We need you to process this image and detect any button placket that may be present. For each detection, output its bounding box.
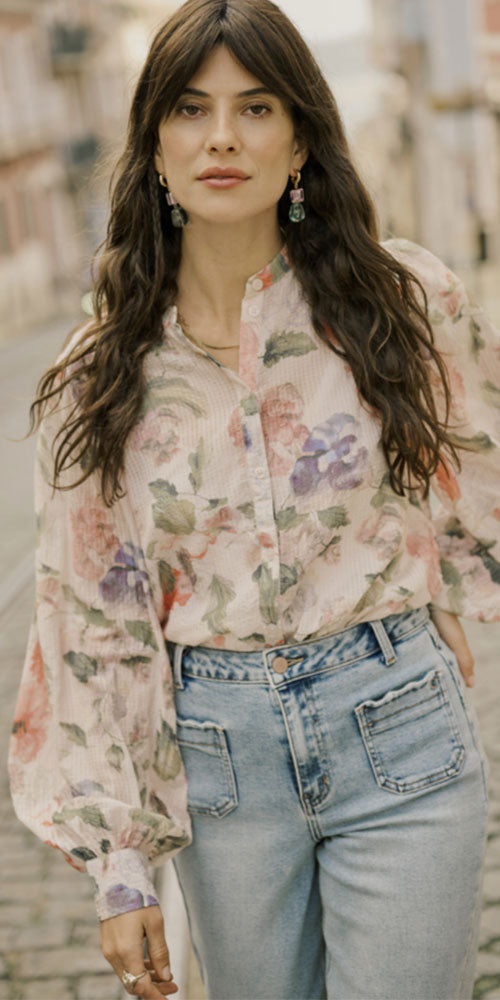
[240,399,281,580]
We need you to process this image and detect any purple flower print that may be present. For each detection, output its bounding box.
[105,883,145,915]
[290,413,369,495]
[99,543,149,606]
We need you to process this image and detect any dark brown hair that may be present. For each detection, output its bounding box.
[30,0,461,504]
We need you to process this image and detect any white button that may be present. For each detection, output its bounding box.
[252,277,264,291]
[254,466,266,479]
[248,304,261,317]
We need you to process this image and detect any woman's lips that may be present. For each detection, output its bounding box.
[198,177,249,188]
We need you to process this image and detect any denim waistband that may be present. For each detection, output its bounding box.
[165,604,431,688]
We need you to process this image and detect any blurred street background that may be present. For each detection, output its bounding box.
[1,1,500,998]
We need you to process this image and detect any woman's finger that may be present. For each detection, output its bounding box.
[430,607,476,687]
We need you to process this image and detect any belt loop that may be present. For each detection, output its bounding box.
[370,619,397,666]
[168,643,186,689]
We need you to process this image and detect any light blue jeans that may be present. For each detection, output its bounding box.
[167,605,489,1000]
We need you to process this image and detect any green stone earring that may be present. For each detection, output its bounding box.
[158,174,188,227]
[289,170,305,222]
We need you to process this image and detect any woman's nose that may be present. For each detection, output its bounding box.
[204,111,240,153]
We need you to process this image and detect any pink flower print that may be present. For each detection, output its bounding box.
[357,505,403,561]
[204,506,235,536]
[239,322,259,390]
[261,383,309,476]
[38,576,59,607]
[161,566,194,621]
[71,505,119,580]
[11,641,51,764]
[439,278,462,318]
[130,409,180,466]
[228,408,247,461]
[292,413,369,495]
[406,528,441,597]
[435,457,461,502]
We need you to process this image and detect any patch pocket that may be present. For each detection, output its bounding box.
[176,717,238,817]
[355,667,466,794]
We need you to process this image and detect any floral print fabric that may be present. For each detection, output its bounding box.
[8,238,500,920]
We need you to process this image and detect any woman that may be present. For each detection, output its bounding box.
[8,0,499,997]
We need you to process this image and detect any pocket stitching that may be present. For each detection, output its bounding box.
[355,668,466,794]
[176,717,238,817]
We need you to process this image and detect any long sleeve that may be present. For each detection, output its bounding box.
[8,375,191,921]
[388,239,500,621]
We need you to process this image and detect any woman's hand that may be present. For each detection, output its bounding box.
[429,607,476,688]
[100,905,178,998]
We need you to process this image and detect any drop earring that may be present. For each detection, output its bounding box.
[289,170,305,223]
[158,174,188,227]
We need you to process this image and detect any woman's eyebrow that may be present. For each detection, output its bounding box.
[180,86,275,98]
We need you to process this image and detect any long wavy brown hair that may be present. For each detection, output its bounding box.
[30,0,462,505]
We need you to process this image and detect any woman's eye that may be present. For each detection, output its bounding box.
[246,104,271,116]
[178,104,203,117]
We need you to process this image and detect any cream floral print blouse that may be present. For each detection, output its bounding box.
[8,238,500,921]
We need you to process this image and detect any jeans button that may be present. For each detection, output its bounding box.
[272,655,289,673]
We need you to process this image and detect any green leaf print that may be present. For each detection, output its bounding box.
[106,744,125,771]
[440,558,465,613]
[201,574,236,634]
[125,620,159,651]
[63,651,100,684]
[153,720,182,781]
[370,473,407,510]
[62,585,114,628]
[473,540,500,584]
[448,430,494,452]
[149,480,196,535]
[76,805,112,830]
[252,563,279,625]
[481,380,500,409]
[276,506,307,531]
[142,376,207,418]
[317,506,350,530]
[353,555,402,616]
[119,655,151,673]
[470,317,485,358]
[53,804,111,830]
[280,563,298,595]
[188,437,205,493]
[353,577,385,616]
[130,807,162,831]
[59,722,87,748]
[149,479,178,498]
[241,395,259,416]
[158,560,176,595]
[237,501,255,520]
[262,330,318,368]
[428,310,446,326]
[206,497,229,509]
[71,846,97,862]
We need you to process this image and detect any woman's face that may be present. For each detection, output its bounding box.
[154,44,307,227]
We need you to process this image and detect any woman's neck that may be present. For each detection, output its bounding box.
[175,220,284,333]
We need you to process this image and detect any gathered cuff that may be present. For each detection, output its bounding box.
[86,848,160,922]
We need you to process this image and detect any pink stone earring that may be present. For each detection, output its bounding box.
[158,174,188,227]
[289,170,305,222]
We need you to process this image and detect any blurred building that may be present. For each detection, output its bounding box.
[369,0,500,270]
[0,0,172,342]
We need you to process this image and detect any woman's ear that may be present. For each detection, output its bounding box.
[154,141,164,177]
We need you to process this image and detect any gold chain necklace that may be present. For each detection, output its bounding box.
[176,310,240,351]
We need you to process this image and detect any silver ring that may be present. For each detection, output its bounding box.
[122,968,148,988]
